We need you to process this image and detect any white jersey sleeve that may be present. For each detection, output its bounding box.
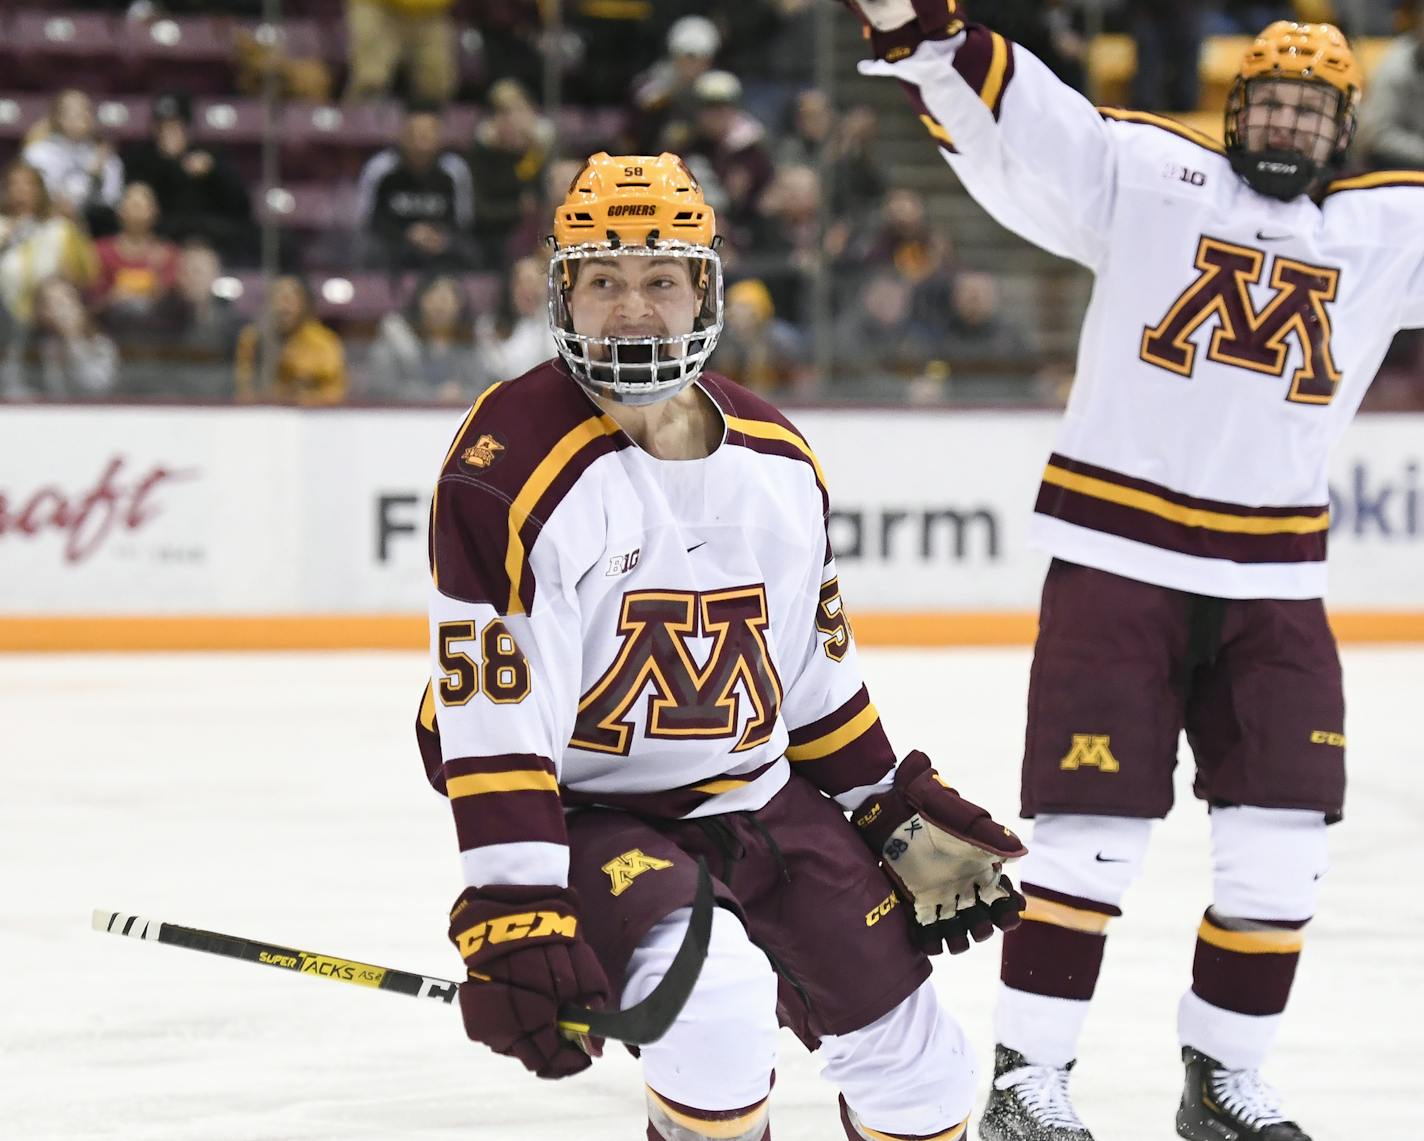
[1406,236,1424,330]
[777,552,898,812]
[860,27,1118,269]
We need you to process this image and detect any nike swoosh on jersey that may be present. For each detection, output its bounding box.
[1255,230,1292,241]
[686,541,707,553]
[1094,852,1128,863]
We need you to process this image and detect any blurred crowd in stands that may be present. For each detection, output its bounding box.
[0,0,1420,407]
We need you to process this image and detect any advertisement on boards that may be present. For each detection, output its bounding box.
[2,406,1422,619]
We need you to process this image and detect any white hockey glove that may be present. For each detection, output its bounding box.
[842,0,968,59]
[854,751,1027,954]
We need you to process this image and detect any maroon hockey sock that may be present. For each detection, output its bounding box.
[999,883,1120,1001]
[1191,908,1306,1017]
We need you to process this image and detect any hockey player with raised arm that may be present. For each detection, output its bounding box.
[842,3,1424,1140]
[414,151,1028,1141]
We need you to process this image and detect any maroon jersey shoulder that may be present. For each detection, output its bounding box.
[437,361,616,494]
[431,362,626,612]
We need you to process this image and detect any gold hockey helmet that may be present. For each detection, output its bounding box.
[1225,22,1362,200]
[553,151,716,250]
[548,153,723,406]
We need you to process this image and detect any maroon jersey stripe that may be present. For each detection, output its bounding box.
[1035,481,1329,563]
[450,786,567,852]
[1046,454,1328,520]
[787,684,873,748]
[951,26,1015,120]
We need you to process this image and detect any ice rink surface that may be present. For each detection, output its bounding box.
[4,646,1421,1140]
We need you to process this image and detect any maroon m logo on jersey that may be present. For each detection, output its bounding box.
[572,586,783,756]
[1140,236,1342,405]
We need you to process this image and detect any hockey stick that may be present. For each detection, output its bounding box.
[93,857,715,1046]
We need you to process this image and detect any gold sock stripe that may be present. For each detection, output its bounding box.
[646,1088,769,1140]
[1021,895,1113,935]
[1198,918,1305,955]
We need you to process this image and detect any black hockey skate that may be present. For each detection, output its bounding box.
[978,1044,1095,1141]
[1176,1047,1312,1141]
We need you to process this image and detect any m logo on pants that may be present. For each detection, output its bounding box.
[1060,734,1121,773]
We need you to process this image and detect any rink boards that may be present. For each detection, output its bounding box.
[3,405,1423,649]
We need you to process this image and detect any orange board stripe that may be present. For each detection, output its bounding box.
[3,611,1424,652]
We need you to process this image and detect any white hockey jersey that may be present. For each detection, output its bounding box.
[865,28,1424,599]
[415,363,897,890]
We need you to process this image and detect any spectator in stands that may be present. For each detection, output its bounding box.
[747,164,843,324]
[505,157,583,261]
[688,70,777,233]
[357,104,475,275]
[139,241,243,398]
[775,93,886,221]
[849,188,956,327]
[2,278,119,401]
[709,277,814,397]
[90,183,180,337]
[938,271,1036,376]
[632,15,722,152]
[475,256,555,381]
[465,80,553,268]
[0,161,99,329]
[345,0,457,106]
[563,0,676,105]
[1356,5,1424,170]
[234,275,347,404]
[120,92,254,265]
[22,90,124,235]
[830,270,938,391]
[366,274,490,403]
[718,0,819,129]
[1127,0,1203,111]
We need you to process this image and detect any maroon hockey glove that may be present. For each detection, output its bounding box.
[854,750,1027,954]
[843,0,968,62]
[449,884,610,1079]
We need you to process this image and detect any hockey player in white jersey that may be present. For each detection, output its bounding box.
[414,151,1029,1140]
[843,2,1424,1140]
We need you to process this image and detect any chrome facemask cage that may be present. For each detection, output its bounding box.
[548,241,724,406]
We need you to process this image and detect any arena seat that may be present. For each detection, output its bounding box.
[7,10,123,91]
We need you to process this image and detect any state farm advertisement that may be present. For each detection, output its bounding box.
[2,407,1422,616]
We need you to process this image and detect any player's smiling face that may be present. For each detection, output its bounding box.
[1239,79,1342,164]
[568,256,700,352]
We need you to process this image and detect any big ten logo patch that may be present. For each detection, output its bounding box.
[602,849,675,897]
[606,548,641,576]
[1060,734,1121,773]
[1141,236,1341,404]
[572,585,783,755]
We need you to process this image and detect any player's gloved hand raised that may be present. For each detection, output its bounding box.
[842,0,968,60]
[854,750,1027,954]
[448,884,610,1079]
